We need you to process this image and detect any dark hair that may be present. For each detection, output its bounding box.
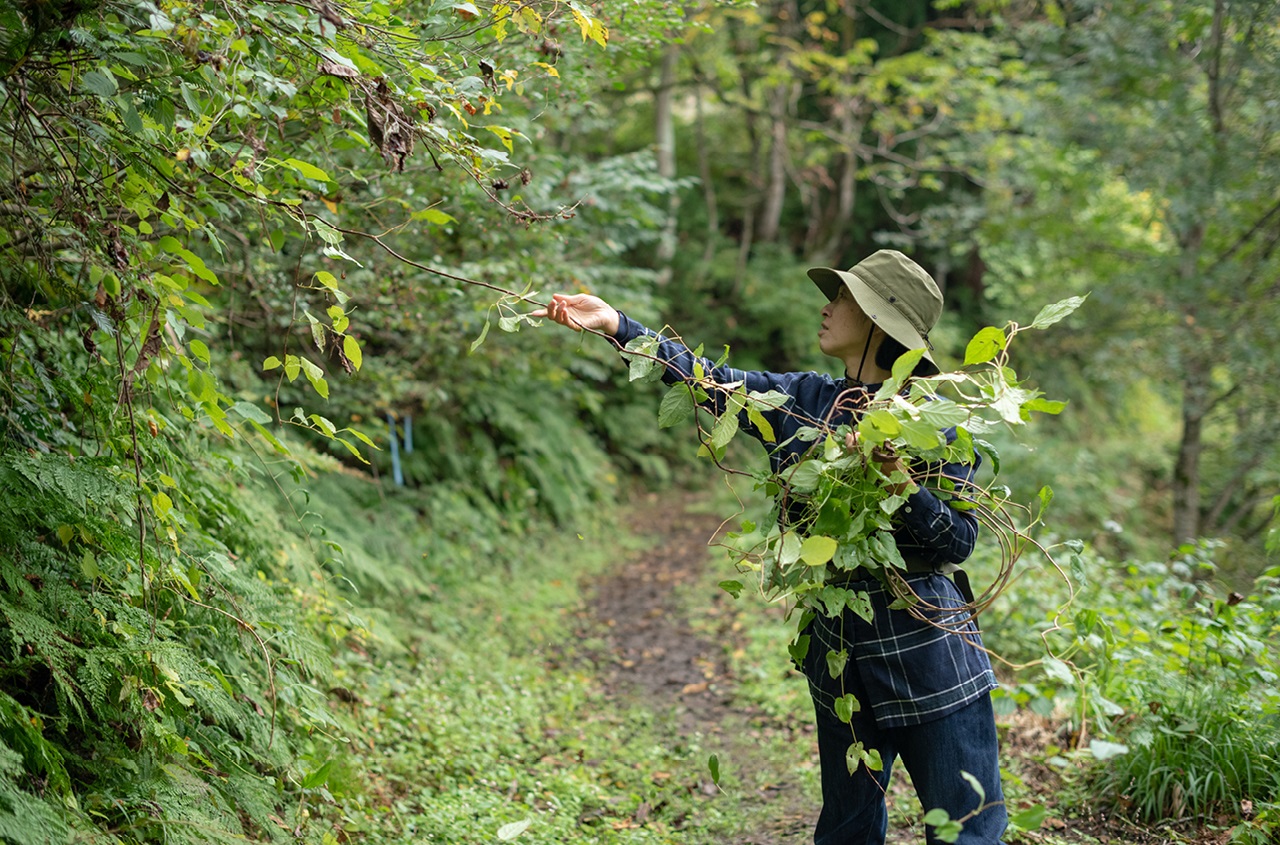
[875,334,939,377]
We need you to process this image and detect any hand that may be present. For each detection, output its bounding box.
[530,293,620,336]
[846,431,910,493]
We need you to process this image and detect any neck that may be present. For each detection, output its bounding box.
[843,333,891,383]
[845,361,891,384]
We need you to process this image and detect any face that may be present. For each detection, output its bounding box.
[818,285,879,362]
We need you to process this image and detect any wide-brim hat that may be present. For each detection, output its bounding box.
[807,249,943,364]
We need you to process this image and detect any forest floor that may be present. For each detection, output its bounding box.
[580,490,1227,845]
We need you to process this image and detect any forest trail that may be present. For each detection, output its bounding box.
[581,489,820,843]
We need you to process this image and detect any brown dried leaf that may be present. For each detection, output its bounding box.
[320,60,360,79]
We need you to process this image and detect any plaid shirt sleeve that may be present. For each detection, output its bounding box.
[613,311,803,443]
[893,445,981,567]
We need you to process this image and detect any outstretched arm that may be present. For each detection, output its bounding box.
[531,293,808,446]
[530,293,620,337]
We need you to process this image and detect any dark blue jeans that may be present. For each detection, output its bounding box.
[802,633,1008,844]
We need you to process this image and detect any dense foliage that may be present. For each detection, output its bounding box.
[2,0,1277,842]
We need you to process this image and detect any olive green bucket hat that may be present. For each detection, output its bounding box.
[807,249,943,364]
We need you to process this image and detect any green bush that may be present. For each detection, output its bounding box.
[986,535,1280,833]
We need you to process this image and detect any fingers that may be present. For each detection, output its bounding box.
[531,294,584,330]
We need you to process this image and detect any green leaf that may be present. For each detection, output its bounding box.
[121,101,144,134]
[284,158,332,182]
[410,207,456,225]
[345,427,378,450]
[79,551,101,579]
[745,405,775,442]
[484,124,514,152]
[710,410,738,449]
[833,693,860,723]
[917,399,967,429]
[81,69,118,97]
[1088,739,1129,761]
[974,438,1000,475]
[299,359,329,398]
[156,236,219,284]
[922,808,951,827]
[847,590,874,624]
[306,311,326,351]
[799,535,838,566]
[844,740,881,774]
[230,402,272,425]
[470,319,491,352]
[900,419,944,451]
[825,647,848,679]
[787,634,810,666]
[623,335,661,382]
[189,339,210,363]
[312,218,344,246]
[496,819,532,841]
[707,754,720,785]
[787,460,824,494]
[301,760,334,789]
[812,500,852,537]
[343,335,362,371]
[1041,656,1074,685]
[1037,485,1054,517]
[718,579,743,599]
[960,770,985,805]
[862,409,901,437]
[964,326,1007,365]
[1022,397,1067,415]
[890,347,926,383]
[152,491,173,518]
[1031,295,1088,329]
[284,355,301,381]
[932,820,963,843]
[657,384,695,428]
[1008,805,1049,831]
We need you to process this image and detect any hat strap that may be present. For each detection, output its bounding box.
[854,327,875,383]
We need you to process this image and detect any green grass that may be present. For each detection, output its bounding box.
[291,471,805,843]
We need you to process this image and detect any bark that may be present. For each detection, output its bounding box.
[653,46,680,287]
[757,81,791,244]
[1172,366,1208,545]
[693,82,719,266]
[815,95,863,262]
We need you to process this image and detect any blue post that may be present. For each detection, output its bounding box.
[387,412,403,487]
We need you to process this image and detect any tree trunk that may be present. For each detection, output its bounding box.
[1172,368,1207,545]
[816,95,862,262]
[653,46,680,286]
[757,81,791,244]
[694,81,719,265]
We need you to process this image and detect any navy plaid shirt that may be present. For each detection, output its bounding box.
[615,313,996,726]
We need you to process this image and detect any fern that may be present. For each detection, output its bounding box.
[0,737,68,845]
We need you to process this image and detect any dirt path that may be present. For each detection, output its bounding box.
[583,489,819,844]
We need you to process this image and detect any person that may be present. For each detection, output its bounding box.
[532,249,1006,845]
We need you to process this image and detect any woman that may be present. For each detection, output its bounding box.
[532,249,1007,845]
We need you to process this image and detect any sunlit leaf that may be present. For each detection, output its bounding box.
[1030,295,1088,329]
[964,326,1007,365]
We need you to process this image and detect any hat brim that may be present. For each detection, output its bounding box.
[807,267,935,364]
